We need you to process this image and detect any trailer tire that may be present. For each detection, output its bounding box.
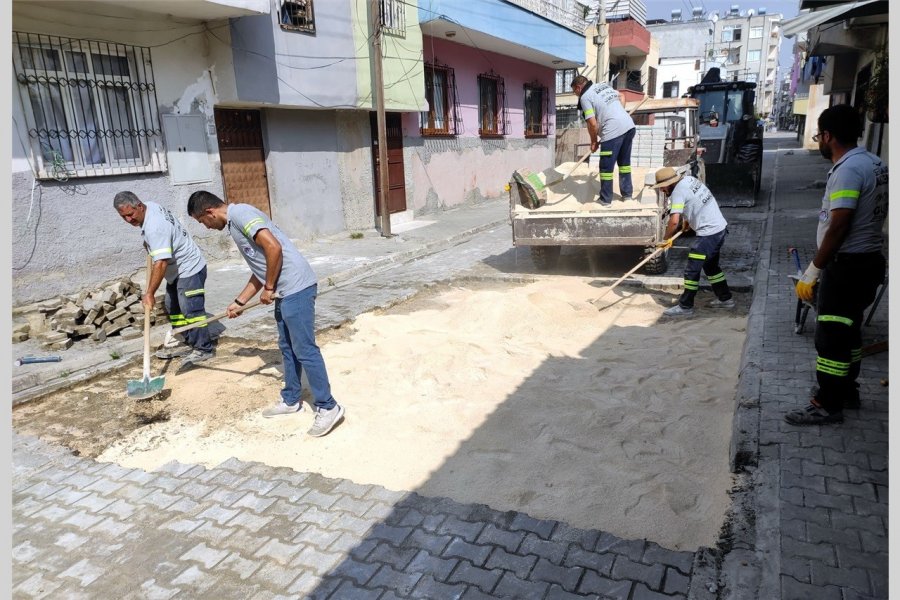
[642,248,669,275]
[530,246,560,271]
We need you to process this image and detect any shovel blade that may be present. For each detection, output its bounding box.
[127,375,166,400]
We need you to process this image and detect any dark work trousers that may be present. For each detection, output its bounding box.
[165,266,213,353]
[678,228,732,308]
[814,252,885,413]
[598,127,636,203]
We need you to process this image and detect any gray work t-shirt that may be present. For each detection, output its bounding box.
[578,83,636,141]
[226,204,317,297]
[141,201,205,284]
[668,176,727,236]
[817,147,888,253]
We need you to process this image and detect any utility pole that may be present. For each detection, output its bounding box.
[371,0,391,237]
[595,0,606,83]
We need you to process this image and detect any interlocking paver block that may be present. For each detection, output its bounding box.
[227,510,273,533]
[564,544,615,575]
[369,522,413,545]
[204,488,249,507]
[780,576,842,600]
[54,531,89,551]
[402,528,453,555]
[368,564,422,595]
[438,516,485,543]
[58,558,104,586]
[810,563,872,593]
[154,460,196,477]
[632,582,681,599]
[802,489,854,511]
[197,505,241,526]
[596,534,645,561]
[286,570,322,596]
[235,477,278,496]
[365,485,409,505]
[192,521,236,545]
[292,523,341,550]
[412,574,468,599]
[363,502,394,521]
[301,489,339,510]
[367,541,418,570]
[141,491,181,510]
[492,571,549,599]
[332,480,373,498]
[642,543,694,575]
[330,558,380,586]
[12,539,42,564]
[63,510,105,531]
[83,478,126,496]
[255,538,304,566]
[136,578,180,600]
[23,480,65,500]
[529,557,583,591]
[89,516,134,538]
[162,517,204,534]
[253,562,305,589]
[518,533,568,564]
[509,513,557,540]
[219,551,261,580]
[485,547,537,579]
[179,542,230,569]
[14,572,62,599]
[177,481,218,501]
[292,544,343,574]
[475,524,525,554]
[578,570,633,598]
[442,537,492,566]
[447,560,502,593]
[404,549,458,581]
[170,565,216,593]
[662,567,690,595]
[349,538,379,561]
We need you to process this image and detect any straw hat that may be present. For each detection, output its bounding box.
[652,166,685,189]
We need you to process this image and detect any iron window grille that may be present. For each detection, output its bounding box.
[478,70,508,137]
[555,68,577,94]
[13,32,164,180]
[524,82,549,137]
[280,0,315,33]
[380,0,406,36]
[421,59,461,136]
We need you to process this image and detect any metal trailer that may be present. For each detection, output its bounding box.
[510,97,704,274]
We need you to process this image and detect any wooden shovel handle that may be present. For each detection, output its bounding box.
[595,230,684,304]
[142,254,152,378]
[171,298,264,334]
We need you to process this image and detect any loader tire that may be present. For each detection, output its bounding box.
[530,246,560,271]
[642,247,669,275]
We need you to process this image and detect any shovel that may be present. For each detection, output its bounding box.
[127,254,165,400]
[169,298,263,335]
[593,230,684,309]
[513,150,592,208]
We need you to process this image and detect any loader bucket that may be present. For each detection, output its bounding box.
[705,162,760,207]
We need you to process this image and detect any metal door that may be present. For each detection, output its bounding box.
[214,108,271,216]
[370,112,407,215]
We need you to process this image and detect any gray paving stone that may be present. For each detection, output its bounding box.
[632,582,683,599]
[529,557,583,592]
[197,505,241,526]
[367,541,418,570]
[611,556,664,590]
[332,495,376,516]
[369,564,422,595]
[517,532,568,564]
[595,534,645,561]
[58,558,105,586]
[438,516,484,543]
[475,524,525,554]
[662,566,690,595]
[578,570,633,599]
[330,558,379,586]
[642,543,694,575]
[410,574,467,599]
[179,542,230,569]
[292,524,342,550]
[161,516,204,534]
[204,487,250,507]
[364,485,409,505]
[302,489,340,510]
[330,513,375,536]
[509,513,557,540]
[349,538,380,562]
[62,509,106,530]
[226,510,273,533]
[331,579,383,599]
[492,571,549,599]
[254,537,302,566]
[404,549,458,581]
[442,537,492,566]
[14,571,63,599]
[485,547,537,579]
[564,544,615,576]
[363,502,395,521]
[402,528,453,556]
[446,560,502,593]
[369,523,413,546]
[780,576,842,600]
[219,551,261,580]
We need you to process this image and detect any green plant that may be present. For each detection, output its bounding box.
[109,350,121,360]
[866,44,888,123]
[350,232,364,239]
[59,370,71,378]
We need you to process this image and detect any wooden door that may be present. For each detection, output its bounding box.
[370,112,407,215]
[214,108,271,216]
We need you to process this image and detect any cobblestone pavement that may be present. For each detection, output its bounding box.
[11,132,888,599]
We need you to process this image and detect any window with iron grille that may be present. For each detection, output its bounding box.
[478,71,507,137]
[379,0,406,35]
[647,67,657,98]
[555,107,582,130]
[524,82,549,137]
[13,32,163,180]
[280,0,315,33]
[421,60,461,136]
[556,68,577,94]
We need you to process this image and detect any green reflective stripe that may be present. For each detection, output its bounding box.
[184,288,205,297]
[598,150,613,156]
[851,348,862,362]
[583,108,595,118]
[671,203,684,210]
[619,166,632,173]
[817,314,853,326]
[816,363,848,377]
[816,357,849,376]
[684,279,699,290]
[708,272,726,283]
[169,318,188,326]
[242,217,264,236]
[829,189,860,201]
[599,174,614,180]
[184,315,207,326]
[168,313,185,320]
[688,253,706,261]
[149,247,172,257]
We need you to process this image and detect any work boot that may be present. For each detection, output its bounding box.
[709,297,736,308]
[663,305,694,317]
[784,403,844,425]
[597,195,612,206]
[307,403,345,437]
[809,384,860,409]
[179,349,214,369]
[262,401,305,418]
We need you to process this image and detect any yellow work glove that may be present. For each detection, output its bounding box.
[795,262,820,302]
[656,238,674,250]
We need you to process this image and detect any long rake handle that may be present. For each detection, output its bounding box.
[595,230,684,304]
[142,254,152,379]
[171,298,264,334]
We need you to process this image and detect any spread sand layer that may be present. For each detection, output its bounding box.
[87,279,745,550]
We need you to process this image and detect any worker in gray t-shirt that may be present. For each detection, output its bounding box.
[570,74,636,205]
[652,168,734,317]
[188,191,345,438]
[114,191,213,367]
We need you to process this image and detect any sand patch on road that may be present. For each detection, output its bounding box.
[91,279,745,550]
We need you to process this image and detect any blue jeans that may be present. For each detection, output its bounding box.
[275,285,336,410]
[166,267,212,353]
[678,228,731,308]
[598,127,635,203]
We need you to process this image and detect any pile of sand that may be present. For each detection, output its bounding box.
[98,279,745,550]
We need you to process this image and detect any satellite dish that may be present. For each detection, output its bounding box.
[747,8,755,16]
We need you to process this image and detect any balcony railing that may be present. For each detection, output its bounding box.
[503,0,588,33]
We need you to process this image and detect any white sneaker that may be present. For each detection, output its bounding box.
[709,298,736,308]
[664,305,694,317]
[262,401,304,418]
[307,404,345,437]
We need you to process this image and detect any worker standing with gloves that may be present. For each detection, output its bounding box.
[785,104,888,426]
[653,167,734,317]
[570,75,636,206]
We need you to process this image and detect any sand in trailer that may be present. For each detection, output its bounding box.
[97,279,745,550]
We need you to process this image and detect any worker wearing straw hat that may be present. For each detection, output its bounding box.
[653,167,734,317]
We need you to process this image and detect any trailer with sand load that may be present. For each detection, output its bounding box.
[510,97,704,274]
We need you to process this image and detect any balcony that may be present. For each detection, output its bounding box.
[503,0,589,33]
[608,19,650,56]
[83,0,269,19]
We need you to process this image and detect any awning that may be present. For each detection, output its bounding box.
[782,0,880,38]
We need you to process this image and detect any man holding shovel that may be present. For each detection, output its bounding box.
[653,167,734,317]
[114,191,214,369]
[570,75,636,206]
[187,191,345,438]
